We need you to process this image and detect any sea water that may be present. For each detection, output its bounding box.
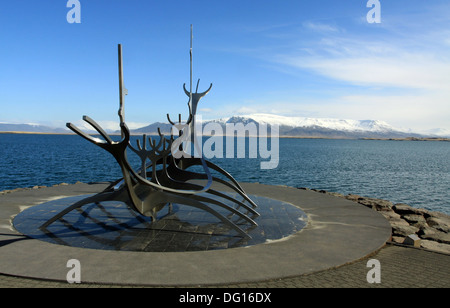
[0,134,448,214]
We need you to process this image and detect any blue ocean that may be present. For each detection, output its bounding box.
[0,133,449,215]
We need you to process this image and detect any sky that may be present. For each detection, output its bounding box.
[0,0,449,134]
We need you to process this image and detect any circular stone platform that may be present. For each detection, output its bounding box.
[13,193,308,252]
[0,182,391,286]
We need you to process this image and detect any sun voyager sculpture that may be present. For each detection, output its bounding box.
[40,26,260,239]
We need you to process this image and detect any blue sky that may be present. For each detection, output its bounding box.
[1,0,449,133]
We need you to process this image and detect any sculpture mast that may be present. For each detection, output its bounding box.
[189,24,193,107]
[118,44,128,136]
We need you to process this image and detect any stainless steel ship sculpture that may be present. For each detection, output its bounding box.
[40,26,259,239]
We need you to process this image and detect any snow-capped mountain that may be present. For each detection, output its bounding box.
[214,114,397,132]
[0,123,68,134]
[3,114,447,139]
[203,113,418,139]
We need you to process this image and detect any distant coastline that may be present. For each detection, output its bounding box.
[1,131,449,141]
[0,131,73,135]
[360,137,450,142]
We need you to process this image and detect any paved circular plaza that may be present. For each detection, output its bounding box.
[0,182,391,286]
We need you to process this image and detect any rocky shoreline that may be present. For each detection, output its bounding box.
[301,188,450,254]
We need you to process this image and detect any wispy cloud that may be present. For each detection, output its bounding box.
[282,52,450,90]
[73,120,149,132]
[302,21,340,33]
[276,20,450,90]
[257,11,450,131]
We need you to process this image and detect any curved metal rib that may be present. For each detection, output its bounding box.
[83,115,113,144]
[157,155,259,217]
[172,157,258,208]
[183,81,213,98]
[40,188,127,230]
[143,190,252,239]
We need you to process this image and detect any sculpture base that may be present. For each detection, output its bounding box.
[13,193,307,252]
[0,182,391,286]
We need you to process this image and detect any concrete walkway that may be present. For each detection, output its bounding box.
[1,243,449,288]
[1,182,447,288]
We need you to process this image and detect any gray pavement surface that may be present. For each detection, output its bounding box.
[1,243,449,288]
[1,182,448,288]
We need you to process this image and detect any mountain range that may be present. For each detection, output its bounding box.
[1,114,449,138]
[127,114,448,139]
[0,123,68,134]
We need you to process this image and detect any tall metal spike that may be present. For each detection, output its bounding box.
[118,44,124,123]
[189,25,193,111]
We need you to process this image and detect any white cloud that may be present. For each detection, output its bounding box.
[233,106,259,114]
[331,93,450,131]
[198,108,213,113]
[73,120,149,132]
[283,53,450,91]
[266,20,450,131]
[302,21,340,33]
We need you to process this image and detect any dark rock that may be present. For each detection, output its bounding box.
[345,194,362,202]
[402,214,426,225]
[391,221,419,237]
[426,217,450,233]
[418,227,450,244]
[357,197,393,211]
[392,203,429,216]
[379,211,402,220]
[420,240,450,254]
[392,203,415,214]
[427,210,450,219]
[392,236,406,244]
[325,191,345,198]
